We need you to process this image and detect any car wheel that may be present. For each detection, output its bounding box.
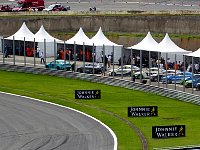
[57,66,60,70]
[77,69,83,73]
[111,72,116,76]
[46,65,49,68]
[168,80,172,84]
[185,85,189,88]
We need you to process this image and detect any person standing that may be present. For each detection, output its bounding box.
[195,63,199,73]
[136,55,140,67]
[104,55,108,70]
[4,44,8,58]
[36,46,40,58]
[107,55,111,68]
[40,51,45,64]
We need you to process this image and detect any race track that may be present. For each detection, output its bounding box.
[1,0,200,12]
[0,92,115,150]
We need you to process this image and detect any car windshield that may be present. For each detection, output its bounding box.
[47,5,55,9]
[56,61,64,65]
[15,3,23,8]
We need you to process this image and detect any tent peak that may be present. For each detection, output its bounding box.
[157,33,190,53]
[127,32,158,51]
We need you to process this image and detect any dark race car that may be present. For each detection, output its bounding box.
[77,63,103,74]
[0,5,13,12]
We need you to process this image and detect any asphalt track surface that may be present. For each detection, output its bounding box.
[1,0,200,11]
[0,92,115,150]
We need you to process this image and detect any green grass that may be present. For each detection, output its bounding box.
[0,70,199,149]
[52,31,200,41]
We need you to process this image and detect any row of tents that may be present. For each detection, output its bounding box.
[2,22,200,63]
[3,22,121,62]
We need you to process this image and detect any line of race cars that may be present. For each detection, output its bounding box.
[0,1,70,12]
[45,60,200,90]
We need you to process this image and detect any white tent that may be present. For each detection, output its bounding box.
[125,32,159,66]
[157,33,190,53]
[91,27,122,63]
[91,27,120,46]
[34,25,62,42]
[5,22,35,41]
[157,33,191,62]
[185,48,200,57]
[65,27,93,46]
[35,25,63,57]
[127,32,159,52]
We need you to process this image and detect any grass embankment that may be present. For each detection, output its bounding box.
[0,70,199,150]
[53,31,200,42]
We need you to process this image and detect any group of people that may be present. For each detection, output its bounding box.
[123,53,196,73]
[187,62,200,73]
[4,44,200,74]
[101,54,112,69]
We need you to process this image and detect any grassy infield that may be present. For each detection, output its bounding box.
[0,70,199,150]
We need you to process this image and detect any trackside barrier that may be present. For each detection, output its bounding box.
[154,144,200,150]
[0,64,200,105]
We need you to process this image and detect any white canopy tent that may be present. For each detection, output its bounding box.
[126,32,159,67]
[3,22,36,57]
[184,48,200,71]
[182,44,200,93]
[35,25,63,57]
[5,22,35,41]
[157,33,191,62]
[34,25,62,42]
[185,48,200,57]
[65,27,93,46]
[91,27,122,63]
[127,32,159,52]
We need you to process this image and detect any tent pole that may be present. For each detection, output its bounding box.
[174,54,177,90]
[13,36,15,65]
[2,37,4,64]
[149,51,151,85]
[192,56,194,94]
[131,48,133,81]
[64,41,66,70]
[183,55,186,92]
[74,41,76,72]
[166,53,168,88]
[44,39,46,66]
[121,46,124,79]
[157,52,160,87]
[140,50,142,83]
[83,42,85,73]
[54,39,56,69]
[18,40,20,56]
[24,37,26,66]
[103,44,105,76]
[33,38,36,67]
[92,43,95,74]
[112,45,115,78]
[69,48,71,64]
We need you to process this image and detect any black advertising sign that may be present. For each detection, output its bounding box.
[75,90,101,99]
[152,125,185,138]
[128,106,158,117]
